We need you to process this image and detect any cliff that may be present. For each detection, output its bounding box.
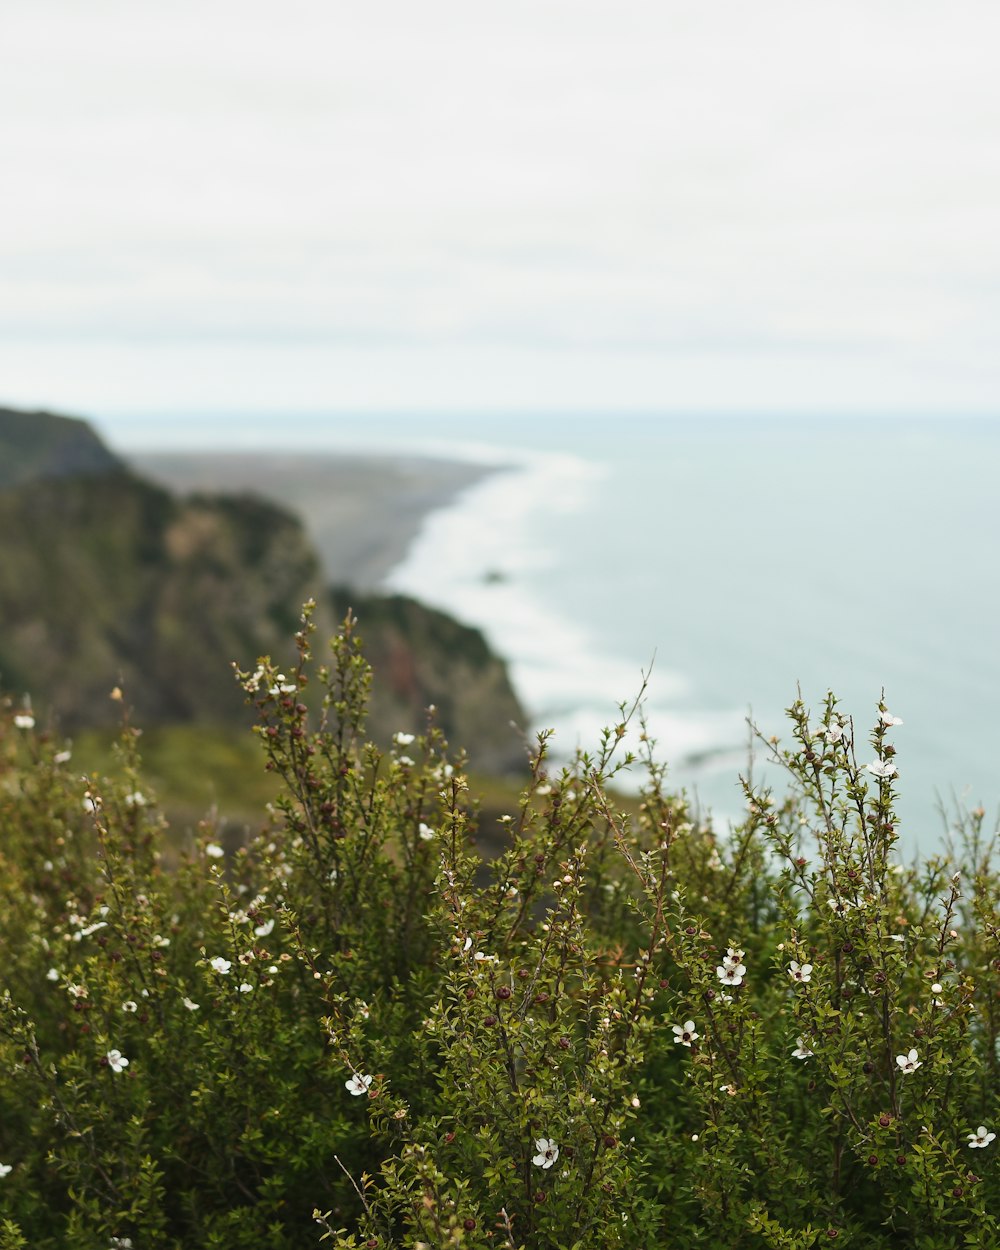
[0,469,324,729]
[330,589,527,775]
[0,409,527,773]
[0,407,122,487]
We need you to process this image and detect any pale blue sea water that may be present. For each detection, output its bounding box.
[110,413,1000,852]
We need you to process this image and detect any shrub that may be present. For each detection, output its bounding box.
[0,606,996,1248]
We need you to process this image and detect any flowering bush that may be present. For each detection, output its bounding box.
[0,607,996,1248]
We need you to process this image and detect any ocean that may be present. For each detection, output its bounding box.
[115,413,1000,853]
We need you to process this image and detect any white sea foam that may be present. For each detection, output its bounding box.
[382,446,738,778]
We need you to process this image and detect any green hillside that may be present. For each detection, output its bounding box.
[0,406,527,777]
[0,408,121,487]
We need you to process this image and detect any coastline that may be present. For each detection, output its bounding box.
[130,450,507,592]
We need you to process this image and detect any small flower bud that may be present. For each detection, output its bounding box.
[867,1155,878,1166]
[895,1155,906,1166]
[879,1114,892,1127]
[495,985,512,1001]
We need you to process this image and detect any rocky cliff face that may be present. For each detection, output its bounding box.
[0,409,527,773]
[330,589,527,776]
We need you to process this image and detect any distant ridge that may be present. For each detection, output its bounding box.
[0,408,122,488]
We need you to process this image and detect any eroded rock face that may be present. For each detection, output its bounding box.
[330,589,528,777]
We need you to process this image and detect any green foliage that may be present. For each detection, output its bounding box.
[0,610,996,1247]
[0,408,121,490]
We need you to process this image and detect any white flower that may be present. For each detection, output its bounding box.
[397,755,415,767]
[13,713,35,729]
[67,983,88,999]
[866,759,897,779]
[110,1238,134,1249]
[121,1000,138,1013]
[717,962,745,987]
[672,1020,699,1047]
[209,957,232,975]
[895,1047,921,1074]
[106,1049,129,1073]
[532,1137,559,1168]
[124,791,146,808]
[723,947,745,967]
[238,982,254,993]
[967,1126,995,1148]
[182,996,200,1011]
[880,711,903,727]
[74,920,107,941]
[827,897,856,915]
[205,843,225,859]
[393,732,415,746]
[254,919,275,938]
[345,1073,373,1096]
[825,722,845,744]
[473,950,499,964]
[418,823,435,841]
[54,749,72,764]
[788,961,813,984]
[0,1163,11,1177]
[46,967,59,982]
[792,1036,814,1059]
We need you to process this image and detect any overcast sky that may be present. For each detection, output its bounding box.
[3,1,1000,420]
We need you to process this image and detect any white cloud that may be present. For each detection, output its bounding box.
[2,1,1000,413]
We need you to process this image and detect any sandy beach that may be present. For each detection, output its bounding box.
[130,450,505,591]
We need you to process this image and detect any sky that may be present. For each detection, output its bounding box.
[3,2,1000,422]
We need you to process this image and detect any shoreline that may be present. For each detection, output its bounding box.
[130,450,507,592]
